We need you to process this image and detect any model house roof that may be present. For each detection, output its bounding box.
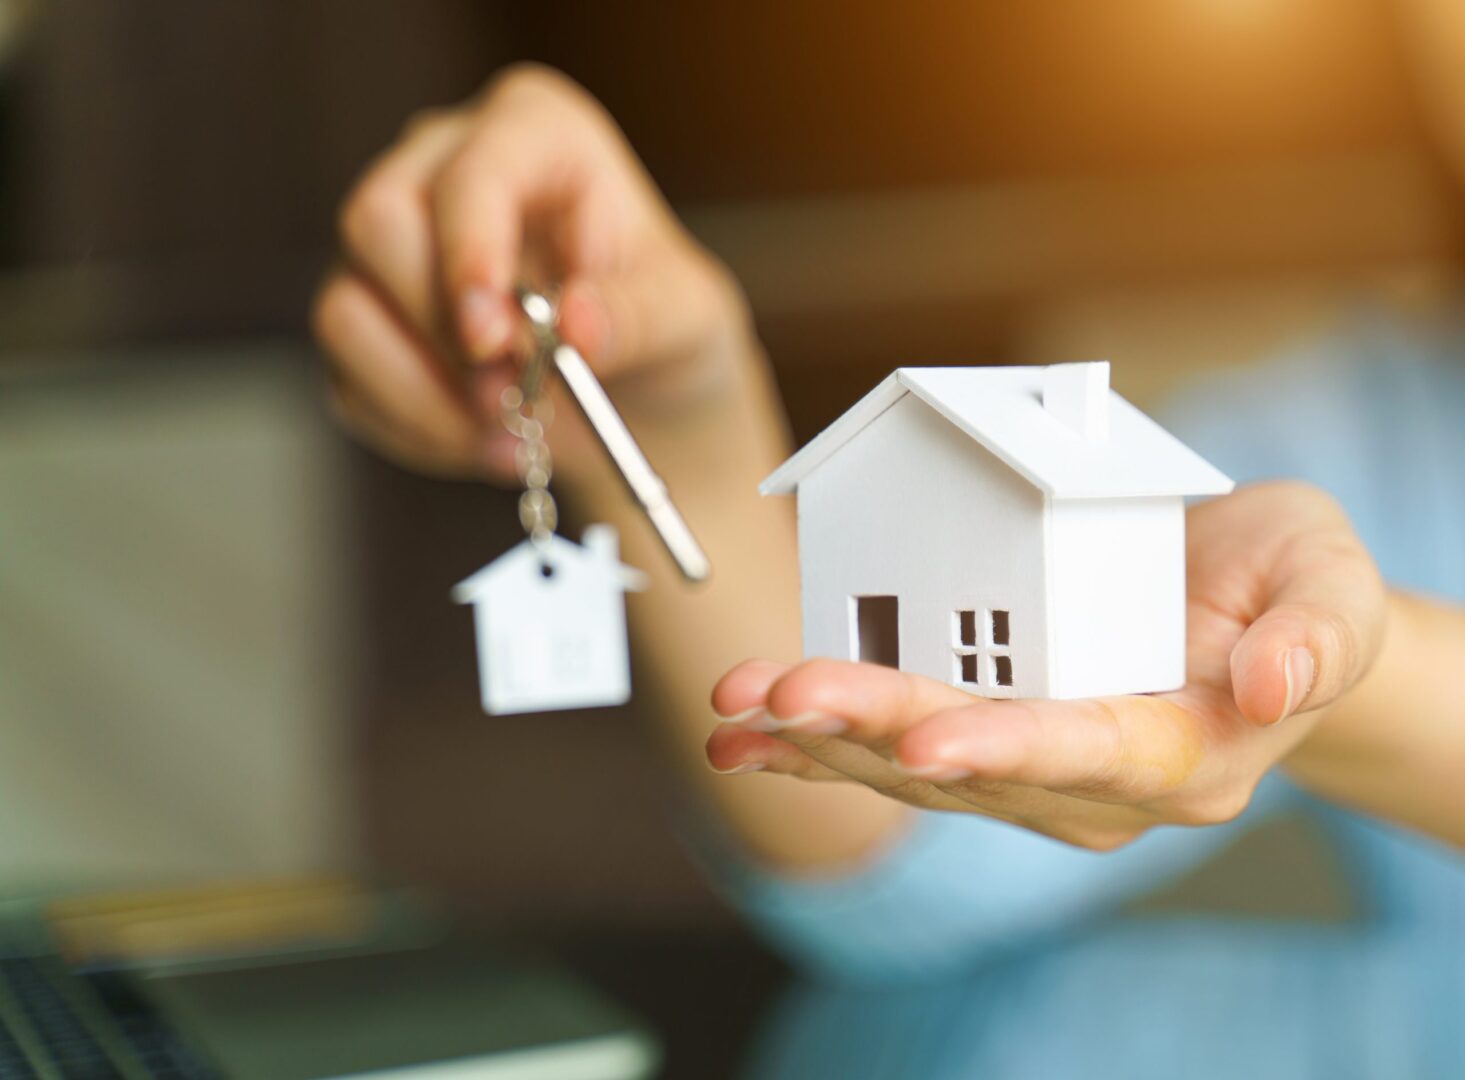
[453,525,648,602]
[760,363,1234,500]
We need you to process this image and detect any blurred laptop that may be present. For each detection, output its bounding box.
[0,878,658,1079]
[0,356,656,1077]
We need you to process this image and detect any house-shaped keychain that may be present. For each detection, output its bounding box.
[760,362,1233,699]
[453,525,648,715]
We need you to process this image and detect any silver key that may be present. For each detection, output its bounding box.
[517,288,712,583]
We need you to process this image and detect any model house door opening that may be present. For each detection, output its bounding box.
[852,595,900,668]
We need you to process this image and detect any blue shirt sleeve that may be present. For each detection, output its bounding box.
[706,780,1294,984]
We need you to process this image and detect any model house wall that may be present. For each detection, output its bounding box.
[797,393,1050,698]
[455,527,643,715]
[1049,496,1186,699]
[767,363,1233,701]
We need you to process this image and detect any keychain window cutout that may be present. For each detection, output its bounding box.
[454,525,647,716]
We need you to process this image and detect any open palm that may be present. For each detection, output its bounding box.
[708,482,1385,850]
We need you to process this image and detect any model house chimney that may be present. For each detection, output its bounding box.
[582,523,619,562]
[1042,361,1110,441]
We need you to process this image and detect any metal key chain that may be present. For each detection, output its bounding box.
[498,303,558,552]
[515,286,711,583]
[450,285,702,716]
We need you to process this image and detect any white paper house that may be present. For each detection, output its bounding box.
[452,525,647,715]
[760,363,1234,699]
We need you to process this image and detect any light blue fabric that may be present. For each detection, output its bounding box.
[716,316,1465,1077]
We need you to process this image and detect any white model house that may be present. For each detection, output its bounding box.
[760,363,1233,699]
[453,525,647,715]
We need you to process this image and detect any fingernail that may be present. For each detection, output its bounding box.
[460,288,511,360]
[1278,647,1316,722]
[722,708,777,733]
[767,711,847,735]
[896,759,972,782]
[709,761,766,775]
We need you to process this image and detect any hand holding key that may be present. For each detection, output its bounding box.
[516,288,709,580]
[313,64,753,488]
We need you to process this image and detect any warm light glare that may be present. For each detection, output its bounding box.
[1182,0,1303,36]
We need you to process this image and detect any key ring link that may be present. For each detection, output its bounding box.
[500,288,562,550]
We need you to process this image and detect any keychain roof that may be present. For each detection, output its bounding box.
[452,526,649,601]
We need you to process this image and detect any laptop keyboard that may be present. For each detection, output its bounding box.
[0,956,218,1079]
[0,1011,36,1080]
[84,970,219,1080]
[1,955,117,1079]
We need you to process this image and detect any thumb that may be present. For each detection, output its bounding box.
[1229,525,1386,726]
[556,245,736,378]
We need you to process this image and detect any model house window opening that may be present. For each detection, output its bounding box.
[989,609,1010,647]
[953,608,1012,688]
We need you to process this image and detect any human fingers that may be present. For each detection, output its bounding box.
[434,66,634,361]
[707,717,1031,828]
[711,658,793,727]
[1214,485,1386,725]
[337,108,471,352]
[711,659,961,805]
[721,659,1027,813]
[328,379,479,478]
[893,693,1217,804]
[312,271,482,474]
[555,243,743,378]
[758,659,983,749]
[712,661,1156,838]
[704,722,848,781]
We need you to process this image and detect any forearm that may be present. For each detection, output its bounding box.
[556,337,910,871]
[1286,590,1465,847]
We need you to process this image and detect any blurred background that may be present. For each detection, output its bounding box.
[1,0,1461,1075]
